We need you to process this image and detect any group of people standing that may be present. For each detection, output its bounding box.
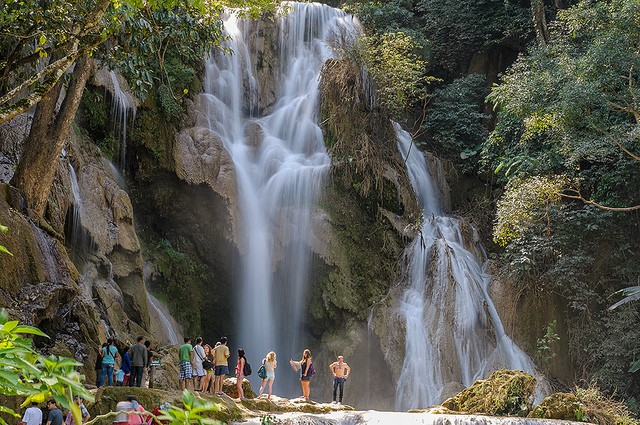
[96,336,154,388]
[174,338,350,403]
[177,336,264,398]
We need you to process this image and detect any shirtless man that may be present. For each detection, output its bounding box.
[329,355,351,404]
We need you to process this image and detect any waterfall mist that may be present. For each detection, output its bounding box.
[201,3,359,395]
[393,123,540,410]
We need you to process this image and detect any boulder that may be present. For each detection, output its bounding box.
[223,377,256,399]
[441,369,536,416]
[528,392,584,421]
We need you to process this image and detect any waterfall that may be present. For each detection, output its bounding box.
[394,123,540,410]
[202,3,358,394]
[147,291,182,345]
[108,71,136,171]
[66,164,94,258]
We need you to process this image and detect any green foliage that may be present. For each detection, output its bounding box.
[485,3,640,408]
[536,320,559,368]
[99,2,225,102]
[352,32,433,118]
[573,384,639,425]
[420,74,488,169]
[442,369,536,416]
[493,175,566,246]
[150,239,210,335]
[157,390,222,425]
[416,0,531,76]
[0,224,12,256]
[157,84,183,123]
[0,309,93,425]
[260,414,276,425]
[345,0,427,49]
[609,283,640,311]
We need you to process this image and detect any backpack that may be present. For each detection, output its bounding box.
[257,362,267,379]
[308,363,316,377]
[243,359,252,376]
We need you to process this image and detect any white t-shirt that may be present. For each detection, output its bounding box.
[193,345,205,366]
[22,406,43,425]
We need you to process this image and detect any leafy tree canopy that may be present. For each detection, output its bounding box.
[0,0,278,124]
[486,0,640,246]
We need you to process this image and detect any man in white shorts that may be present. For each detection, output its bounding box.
[192,337,206,390]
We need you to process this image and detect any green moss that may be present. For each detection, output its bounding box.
[130,95,176,171]
[77,86,115,158]
[145,237,212,336]
[441,369,536,416]
[529,392,584,421]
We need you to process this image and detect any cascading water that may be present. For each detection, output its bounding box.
[147,291,182,345]
[394,123,539,410]
[108,71,136,171]
[201,3,358,394]
[66,163,94,258]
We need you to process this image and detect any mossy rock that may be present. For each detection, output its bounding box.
[87,386,243,424]
[222,377,256,399]
[441,369,536,416]
[528,392,584,421]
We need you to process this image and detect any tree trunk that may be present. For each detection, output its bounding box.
[532,0,550,44]
[10,55,93,218]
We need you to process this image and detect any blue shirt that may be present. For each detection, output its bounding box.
[121,352,131,373]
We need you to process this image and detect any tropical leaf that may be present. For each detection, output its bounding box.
[609,285,640,310]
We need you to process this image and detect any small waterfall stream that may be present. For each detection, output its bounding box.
[108,71,136,171]
[202,3,359,394]
[147,291,182,345]
[394,123,539,410]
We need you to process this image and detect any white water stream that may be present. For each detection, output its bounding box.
[108,71,136,171]
[147,291,182,345]
[202,3,358,394]
[394,124,539,410]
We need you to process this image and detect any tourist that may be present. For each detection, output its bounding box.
[143,340,153,388]
[329,355,351,404]
[120,346,131,386]
[45,399,63,425]
[130,336,147,387]
[99,338,119,387]
[258,351,277,399]
[94,342,106,387]
[19,401,42,425]
[178,337,194,390]
[235,348,247,399]
[63,396,90,425]
[212,337,230,395]
[192,337,206,390]
[289,349,313,400]
[125,395,149,425]
[200,344,214,393]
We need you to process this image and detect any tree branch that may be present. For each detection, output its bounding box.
[0,45,78,108]
[559,189,640,212]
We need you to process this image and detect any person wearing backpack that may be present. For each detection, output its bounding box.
[235,348,248,399]
[99,339,120,387]
[289,349,313,401]
[258,351,277,399]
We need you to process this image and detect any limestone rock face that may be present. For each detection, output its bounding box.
[174,126,238,210]
[0,183,102,375]
[67,140,150,331]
